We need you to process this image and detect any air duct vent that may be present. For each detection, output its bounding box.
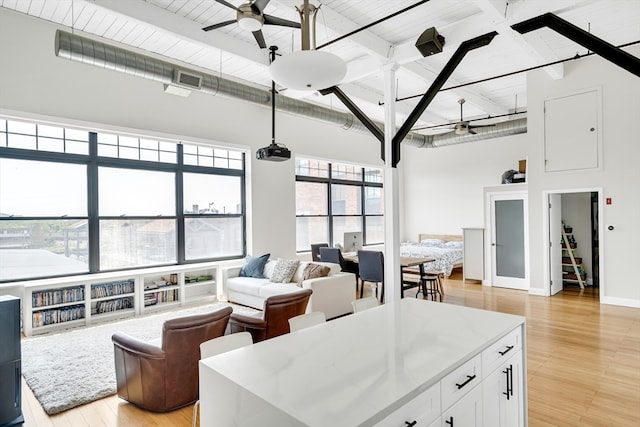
[174,70,202,89]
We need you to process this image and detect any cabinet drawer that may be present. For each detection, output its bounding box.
[373,382,440,427]
[440,354,482,411]
[482,326,522,376]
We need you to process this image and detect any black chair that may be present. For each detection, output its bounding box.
[357,250,385,302]
[310,243,329,262]
[319,247,360,292]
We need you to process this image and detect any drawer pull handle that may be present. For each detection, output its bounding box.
[405,421,417,426]
[499,345,514,356]
[455,374,476,389]
[445,416,454,426]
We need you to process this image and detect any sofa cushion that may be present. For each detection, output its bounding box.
[226,277,272,296]
[291,261,340,282]
[297,263,331,287]
[239,253,270,278]
[270,259,300,283]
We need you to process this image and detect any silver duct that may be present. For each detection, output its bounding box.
[54,30,525,148]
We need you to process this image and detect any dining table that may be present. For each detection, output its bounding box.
[342,252,435,302]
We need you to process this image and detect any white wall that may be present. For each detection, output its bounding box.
[400,133,528,241]
[526,47,640,306]
[0,8,382,261]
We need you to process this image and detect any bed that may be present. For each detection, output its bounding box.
[399,234,464,277]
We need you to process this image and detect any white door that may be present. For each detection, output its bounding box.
[490,193,528,290]
[549,194,563,295]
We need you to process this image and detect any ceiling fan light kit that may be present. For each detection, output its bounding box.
[237,12,263,31]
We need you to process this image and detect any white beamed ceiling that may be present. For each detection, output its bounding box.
[2,0,639,132]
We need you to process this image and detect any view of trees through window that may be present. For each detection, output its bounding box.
[295,158,383,252]
[0,117,246,282]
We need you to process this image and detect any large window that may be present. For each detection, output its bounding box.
[295,158,383,252]
[0,117,246,282]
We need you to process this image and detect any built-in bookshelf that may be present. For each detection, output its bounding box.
[20,262,220,336]
[31,285,86,329]
[142,273,180,313]
[90,279,135,318]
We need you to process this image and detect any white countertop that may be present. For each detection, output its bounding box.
[201,298,525,426]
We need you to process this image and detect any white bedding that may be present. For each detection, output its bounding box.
[400,243,463,277]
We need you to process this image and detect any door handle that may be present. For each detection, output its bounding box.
[491,243,496,246]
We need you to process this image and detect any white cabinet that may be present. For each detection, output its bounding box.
[482,326,525,427]
[462,228,484,282]
[483,350,524,427]
[441,384,483,427]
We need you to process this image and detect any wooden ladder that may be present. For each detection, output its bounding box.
[561,226,585,289]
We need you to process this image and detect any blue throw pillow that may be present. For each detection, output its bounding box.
[239,253,270,278]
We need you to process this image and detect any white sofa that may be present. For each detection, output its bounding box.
[222,260,355,320]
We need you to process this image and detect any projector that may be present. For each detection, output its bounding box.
[256,143,291,162]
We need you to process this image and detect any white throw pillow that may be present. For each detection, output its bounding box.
[270,259,300,283]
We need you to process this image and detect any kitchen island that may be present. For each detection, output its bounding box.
[199,298,526,426]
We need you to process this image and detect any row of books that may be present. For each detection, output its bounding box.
[32,286,85,308]
[91,280,135,298]
[93,296,134,314]
[32,305,85,327]
[144,289,179,306]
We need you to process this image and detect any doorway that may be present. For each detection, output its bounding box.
[546,190,601,298]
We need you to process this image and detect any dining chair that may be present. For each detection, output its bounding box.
[193,332,252,427]
[288,311,326,332]
[319,247,360,293]
[357,250,385,302]
[310,243,329,262]
[351,296,379,313]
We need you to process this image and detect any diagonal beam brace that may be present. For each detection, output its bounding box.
[391,31,498,166]
[319,86,386,160]
[320,31,498,167]
[512,13,640,78]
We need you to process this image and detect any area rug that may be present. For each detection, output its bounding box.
[21,302,257,415]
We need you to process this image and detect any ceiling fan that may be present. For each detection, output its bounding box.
[435,99,496,135]
[202,0,301,49]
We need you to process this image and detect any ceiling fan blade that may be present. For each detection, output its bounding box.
[252,0,271,14]
[264,14,301,28]
[468,129,477,135]
[214,0,240,11]
[202,20,236,32]
[252,30,267,49]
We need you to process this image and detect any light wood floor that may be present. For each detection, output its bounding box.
[20,273,640,427]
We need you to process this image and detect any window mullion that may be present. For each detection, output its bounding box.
[87,132,100,273]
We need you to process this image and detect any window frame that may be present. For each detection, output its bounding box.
[0,118,246,283]
[295,158,383,252]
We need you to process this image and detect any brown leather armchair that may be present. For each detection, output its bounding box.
[229,289,312,343]
[112,306,232,412]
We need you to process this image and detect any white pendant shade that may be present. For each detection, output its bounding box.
[269,50,347,91]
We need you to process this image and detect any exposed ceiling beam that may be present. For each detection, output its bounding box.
[474,0,565,80]
[90,0,269,66]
